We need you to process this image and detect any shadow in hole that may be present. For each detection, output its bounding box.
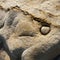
[54,55,60,60]
[11,48,25,60]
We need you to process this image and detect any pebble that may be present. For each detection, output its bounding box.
[40,26,50,35]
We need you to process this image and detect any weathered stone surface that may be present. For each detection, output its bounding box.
[0,50,10,60]
[0,0,60,60]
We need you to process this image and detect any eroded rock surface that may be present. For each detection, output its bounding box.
[0,0,60,60]
[0,50,10,60]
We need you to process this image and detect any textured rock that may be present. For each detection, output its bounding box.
[0,50,10,60]
[0,0,60,60]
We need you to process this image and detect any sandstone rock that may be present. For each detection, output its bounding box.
[0,50,10,60]
[0,0,60,60]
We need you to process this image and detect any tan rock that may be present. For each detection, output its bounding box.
[0,50,10,60]
[0,0,60,60]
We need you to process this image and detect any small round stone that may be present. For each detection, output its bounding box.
[40,26,50,35]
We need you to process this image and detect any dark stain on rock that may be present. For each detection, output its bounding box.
[5,10,17,26]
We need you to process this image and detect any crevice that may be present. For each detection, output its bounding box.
[33,17,51,27]
[41,22,50,27]
[0,22,4,29]
[33,17,42,22]
[19,31,35,37]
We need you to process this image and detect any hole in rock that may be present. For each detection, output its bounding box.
[11,48,25,60]
[53,55,60,60]
[41,21,50,27]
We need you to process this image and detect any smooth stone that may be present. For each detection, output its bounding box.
[40,26,50,35]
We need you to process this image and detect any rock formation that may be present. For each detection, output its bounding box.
[0,0,60,60]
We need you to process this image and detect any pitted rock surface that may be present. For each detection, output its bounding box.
[0,0,60,60]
